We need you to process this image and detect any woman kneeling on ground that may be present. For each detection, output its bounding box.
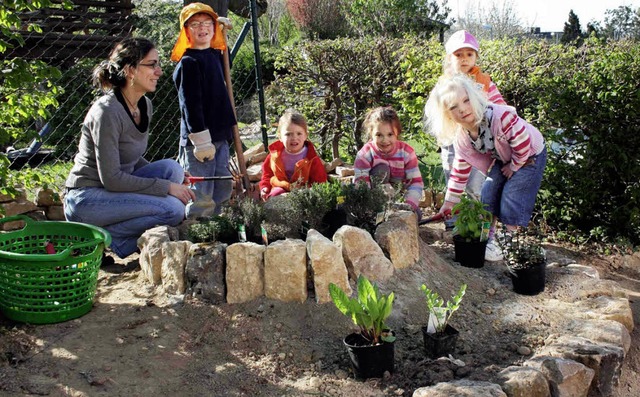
[64,38,195,259]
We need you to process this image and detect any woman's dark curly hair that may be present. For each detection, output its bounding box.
[92,37,155,92]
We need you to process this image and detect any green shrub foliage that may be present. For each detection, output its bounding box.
[187,215,238,244]
[484,37,640,244]
[266,37,406,161]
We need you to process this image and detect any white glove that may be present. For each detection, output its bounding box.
[188,130,216,162]
[217,17,232,30]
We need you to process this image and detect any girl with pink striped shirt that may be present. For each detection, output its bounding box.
[425,74,546,261]
[437,30,507,209]
[354,107,424,220]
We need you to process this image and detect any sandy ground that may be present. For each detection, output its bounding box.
[0,226,638,397]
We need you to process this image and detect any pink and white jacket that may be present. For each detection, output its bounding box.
[445,104,545,203]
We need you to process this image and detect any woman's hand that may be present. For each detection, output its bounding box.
[501,163,514,179]
[169,182,196,205]
[183,171,193,185]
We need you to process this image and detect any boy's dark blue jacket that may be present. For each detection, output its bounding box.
[173,48,236,146]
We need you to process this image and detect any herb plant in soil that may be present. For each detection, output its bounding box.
[452,194,493,268]
[329,275,396,379]
[420,283,466,358]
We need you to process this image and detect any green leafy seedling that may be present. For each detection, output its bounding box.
[420,283,467,334]
[329,275,396,345]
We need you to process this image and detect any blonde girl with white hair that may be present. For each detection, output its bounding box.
[424,74,547,261]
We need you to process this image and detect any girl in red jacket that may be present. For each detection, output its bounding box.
[259,109,327,201]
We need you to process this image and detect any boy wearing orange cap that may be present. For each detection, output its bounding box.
[171,2,236,218]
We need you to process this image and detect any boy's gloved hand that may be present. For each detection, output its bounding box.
[188,130,216,162]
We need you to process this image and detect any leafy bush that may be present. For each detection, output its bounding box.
[288,181,342,232]
[261,194,303,241]
[187,215,238,244]
[341,181,388,234]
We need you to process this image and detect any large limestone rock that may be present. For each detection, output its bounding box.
[334,165,354,177]
[333,225,394,282]
[264,239,307,302]
[564,319,631,356]
[36,188,61,207]
[545,297,634,333]
[306,229,351,303]
[138,226,179,285]
[566,278,628,300]
[374,211,419,269]
[243,142,265,160]
[413,380,507,397]
[497,366,550,397]
[226,242,266,303]
[185,242,227,304]
[246,163,262,182]
[161,241,192,294]
[525,356,594,397]
[537,335,625,397]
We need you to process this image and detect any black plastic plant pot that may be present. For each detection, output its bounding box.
[422,324,459,359]
[322,208,348,238]
[510,262,546,295]
[453,235,487,268]
[343,332,395,379]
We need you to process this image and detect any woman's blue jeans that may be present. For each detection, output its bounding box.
[64,159,187,258]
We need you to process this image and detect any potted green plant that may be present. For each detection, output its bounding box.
[451,194,492,268]
[329,275,396,379]
[497,229,547,295]
[420,283,466,358]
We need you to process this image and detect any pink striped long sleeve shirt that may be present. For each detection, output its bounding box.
[445,104,545,203]
[354,141,424,210]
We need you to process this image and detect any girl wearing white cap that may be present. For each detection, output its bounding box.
[425,30,508,260]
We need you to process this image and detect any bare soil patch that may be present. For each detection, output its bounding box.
[1,225,638,397]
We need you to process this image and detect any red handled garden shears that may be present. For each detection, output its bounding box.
[418,209,452,225]
[186,176,235,184]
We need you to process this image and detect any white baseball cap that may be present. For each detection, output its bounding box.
[445,30,480,54]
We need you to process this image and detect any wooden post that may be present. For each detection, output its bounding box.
[221,28,251,191]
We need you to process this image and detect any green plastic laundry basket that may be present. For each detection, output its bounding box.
[0,215,111,324]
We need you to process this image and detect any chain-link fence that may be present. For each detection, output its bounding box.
[4,0,267,171]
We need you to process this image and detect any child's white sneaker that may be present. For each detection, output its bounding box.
[485,239,503,262]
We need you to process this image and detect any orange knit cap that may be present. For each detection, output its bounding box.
[170,2,227,62]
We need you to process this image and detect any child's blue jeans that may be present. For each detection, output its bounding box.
[481,146,547,227]
[179,140,233,218]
